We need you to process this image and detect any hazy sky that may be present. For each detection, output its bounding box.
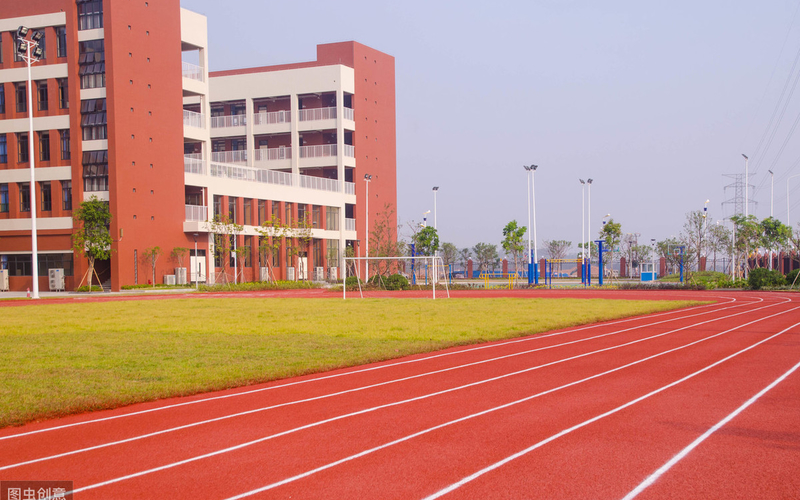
[181,0,800,254]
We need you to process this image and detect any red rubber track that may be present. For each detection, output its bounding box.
[0,291,798,500]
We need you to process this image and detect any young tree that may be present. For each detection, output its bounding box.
[142,246,162,287]
[209,214,243,284]
[370,203,402,276]
[440,242,458,273]
[760,217,791,270]
[170,247,189,268]
[731,214,761,275]
[255,213,284,281]
[682,210,709,271]
[501,220,527,276]
[458,247,472,277]
[288,214,313,280]
[472,242,498,274]
[707,223,731,272]
[656,237,682,275]
[598,219,622,277]
[72,196,112,290]
[544,239,572,274]
[414,226,440,256]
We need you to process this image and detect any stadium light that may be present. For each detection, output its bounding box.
[742,154,749,218]
[364,174,372,281]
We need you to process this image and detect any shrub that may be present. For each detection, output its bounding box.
[345,276,363,287]
[787,269,800,287]
[747,268,785,290]
[385,273,410,291]
[75,285,104,293]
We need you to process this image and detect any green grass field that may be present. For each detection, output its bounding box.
[0,297,699,427]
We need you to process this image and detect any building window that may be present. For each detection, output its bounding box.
[327,239,339,268]
[214,234,223,268]
[0,84,5,114]
[39,131,50,161]
[78,40,105,89]
[82,150,108,192]
[19,183,30,212]
[258,200,267,225]
[38,253,74,276]
[314,239,323,268]
[77,0,104,31]
[56,27,67,57]
[37,81,48,111]
[213,195,222,218]
[285,202,293,226]
[36,30,46,60]
[312,205,321,228]
[272,201,281,223]
[81,98,107,140]
[0,184,8,213]
[61,180,72,211]
[298,204,307,225]
[228,197,237,222]
[58,79,68,109]
[243,198,252,225]
[243,235,252,267]
[16,83,27,113]
[326,206,340,231]
[228,236,236,269]
[40,181,51,211]
[0,134,6,163]
[0,34,3,64]
[3,254,32,276]
[14,36,23,63]
[17,133,28,163]
[60,129,70,160]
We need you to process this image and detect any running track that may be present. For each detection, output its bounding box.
[1,290,799,499]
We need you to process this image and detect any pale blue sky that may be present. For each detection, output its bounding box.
[182,0,800,254]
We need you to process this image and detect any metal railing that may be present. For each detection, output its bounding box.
[298,106,337,121]
[210,114,246,128]
[182,61,204,82]
[345,182,355,195]
[183,110,205,129]
[210,162,293,186]
[185,205,207,221]
[343,107,354,121]
[211,150,247,164]
[184,154,205,174]
[299,144,337,158]
[345,218,356,231]
[253,147,292,162]
[299,175,340,193]
[254,109,291,125]
[343,145,355,158]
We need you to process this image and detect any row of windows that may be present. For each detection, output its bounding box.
[0,131,70,163]
[211,196,335,229]
[0,181,72,213]
[79,40,104,90]
[212,237,336,269]
[0,253,74,277]
[0,80,69,114]
[82,150,108,192]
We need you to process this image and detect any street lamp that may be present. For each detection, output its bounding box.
[587,178,593,273]
[432,187,439,230]
[579,179,586,283]
[364,174,372,281]
[524,166,533,283]
[789,174,800,227]
[17,26,44,299]
[193,233,199,291]
[523,165,539,283]
[742,154,749,218]
[768,170,774,218]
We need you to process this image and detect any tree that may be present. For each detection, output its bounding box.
[170,247,189,268]
[287,214,313,280]
[731,214,761,276]
[707,223,731,273]
[501,220,527,276]
[458,247,472,277]
[472,242,498,274]
[209,214,243,284]
[544,240,572,274]
[370,203,402,277]
[255,214,283,282]
[414,226,439,256]
[598,219,622,277]
[577,241,598,262]
[681,210,709,271]
[440,242,458,274]
[656,237,681,275]
[72,196,112,290]
[142,246,162,287]
[760,217,791,270]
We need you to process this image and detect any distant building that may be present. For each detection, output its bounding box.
[0,0,396,291]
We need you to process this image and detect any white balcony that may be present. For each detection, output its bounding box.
[343,145,355,158]
[182,61,204,82]
[345,218,356,231]
[253,147,292,163]
[343,107,354,121]
[210,162,293,186]
[254,110,291,125]
[345,182,355,195]
[298,107,337,121]
[210,114,246,129]
[211,150,247,164]
[183,110,205,129]
[185,204,207,221]
[184,154,205,174]
[299,175,340,192]
[299,144,337,159]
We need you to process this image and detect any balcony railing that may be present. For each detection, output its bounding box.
[182,61,204,82]
[345,182,355,195]
[186,204,207,222]
[299,144,337,158]
[343,145,355,158]
[184,154,205,174]
[299,175,340,192]
[254,110,291,125]
[210,114,246,128]
[183,110,205,129]
[211,150,247,164]
[345,218,356,231]
[343,107,354,121]
[253,147,292,162]
[210,162,293,186]
[298,106,337,121]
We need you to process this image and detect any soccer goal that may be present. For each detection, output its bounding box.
[343,255,450,299]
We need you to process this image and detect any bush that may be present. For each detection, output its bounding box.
[198,280,321,292]
[787,269,800,287]
[345,276,363,287]
[385,273,410,291]
[747,268,785,290]
[75,285,104,293]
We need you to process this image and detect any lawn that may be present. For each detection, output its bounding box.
[0,297,699,427]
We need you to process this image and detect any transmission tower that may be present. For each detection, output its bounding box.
[722,173,756,218]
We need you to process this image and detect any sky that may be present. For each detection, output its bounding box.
[181,0,800,255]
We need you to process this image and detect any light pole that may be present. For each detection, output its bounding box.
[742,154,749,218]
[768,170,774,218]
[789,174,800,227]
[587,178,593,277]
[524,166,533,283]
[703,199,710,260]
[193,233,199,291]
[579,179,586,283]
[364,174,372,281]
[432,186,439,284]
[16,26,44,299]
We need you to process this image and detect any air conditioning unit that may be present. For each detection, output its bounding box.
[0,269,8,291]
[286,267,295,281]
[48,268,65,292]
[164,274,176,285]
[259,267,270,282]
[175,267,187,285]
[314,267,325,281]
[328,267,338,281]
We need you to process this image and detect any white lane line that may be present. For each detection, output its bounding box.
[421,319,800,500]
[621,358,800,500]
[224,314,800,499]
[55,306,798,497]
[0,296,739,442]
[0,297,766,470]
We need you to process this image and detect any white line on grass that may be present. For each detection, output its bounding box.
[53,306,798,497]
[0,296,740,441]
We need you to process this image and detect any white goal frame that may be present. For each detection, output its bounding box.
[343,255,450,299]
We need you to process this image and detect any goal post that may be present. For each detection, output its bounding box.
[343,255,450,299]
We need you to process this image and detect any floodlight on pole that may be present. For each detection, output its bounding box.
[579,179,586,284]
[789,174,800,227]
[364,174,372,281]
[16,26,43,299]
[586,179,593,270]
[768,170,774,218]
[524,166,533,282]
[742,154,749,218]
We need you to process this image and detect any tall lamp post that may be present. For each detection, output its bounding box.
[524,166,533,283]
[432,186,439,283]
[16,26,44,299]
[579,179,586,284]
[524,165,538,284]
[742,154,749,218]
[789,174,800,227]
[586,178,593,283]
[768,170,774,218]
[364,174,372,281]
